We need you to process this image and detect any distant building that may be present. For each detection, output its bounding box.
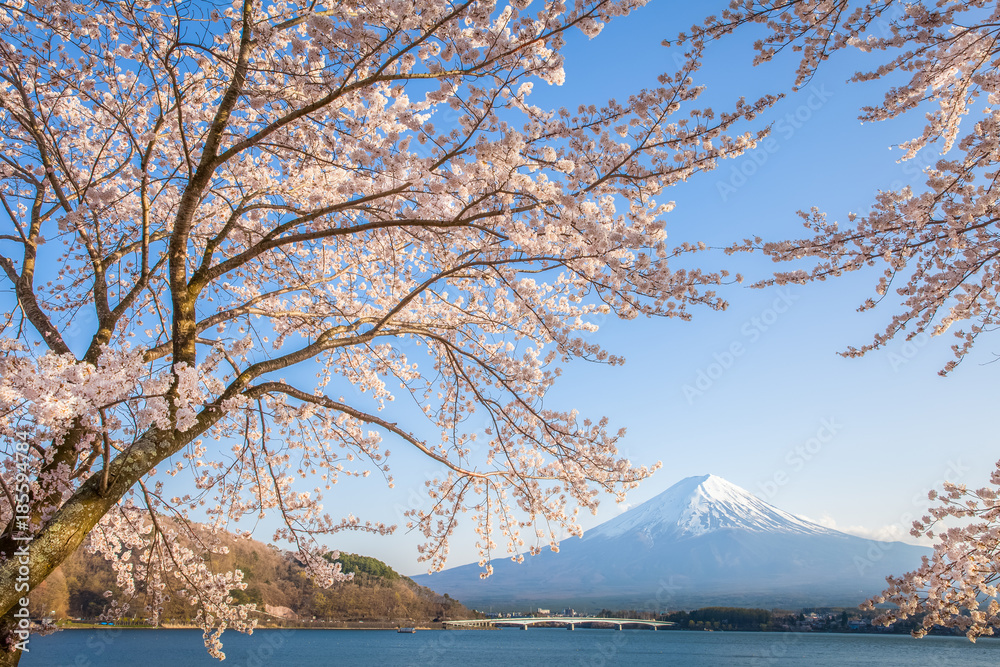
[536,608,550,616]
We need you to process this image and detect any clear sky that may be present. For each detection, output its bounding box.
[312,1,1000,577]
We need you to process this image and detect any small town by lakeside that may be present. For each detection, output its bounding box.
[44,605,981,640]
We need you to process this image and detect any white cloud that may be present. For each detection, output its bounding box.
[799,514,929,545]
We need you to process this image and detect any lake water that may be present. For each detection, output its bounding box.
[20,628,1000,666]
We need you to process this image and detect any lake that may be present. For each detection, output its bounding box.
[20,628,1000,666]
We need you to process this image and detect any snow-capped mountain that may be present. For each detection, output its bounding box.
[410,474,930,611]
[583,474,833,541]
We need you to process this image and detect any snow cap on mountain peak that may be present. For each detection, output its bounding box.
[584,473,834,541]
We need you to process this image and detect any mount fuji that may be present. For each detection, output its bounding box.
[410,474,930,610]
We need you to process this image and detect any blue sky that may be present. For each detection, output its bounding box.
[317,1,1000,576]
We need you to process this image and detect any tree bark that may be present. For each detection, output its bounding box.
[0,606,24,667]
[0,428,181,621]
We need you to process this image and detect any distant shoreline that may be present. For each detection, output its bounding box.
[50,623,994,640]
[55,622,451,631]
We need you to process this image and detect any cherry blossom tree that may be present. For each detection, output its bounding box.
[687,0,1000,640]
[0,0,774,661]
[864,470,1000,642]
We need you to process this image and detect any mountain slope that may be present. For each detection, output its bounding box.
[31,528,472,624]
[411,474,930,610]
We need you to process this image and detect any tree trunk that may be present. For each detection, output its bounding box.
[0,427,187,619]
[0,606,24,667]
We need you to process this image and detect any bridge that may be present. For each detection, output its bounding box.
[444,616,675,631]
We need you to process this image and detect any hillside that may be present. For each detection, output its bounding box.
[29,530,473,625]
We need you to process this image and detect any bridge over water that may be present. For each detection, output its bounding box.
[444,616,675,631]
